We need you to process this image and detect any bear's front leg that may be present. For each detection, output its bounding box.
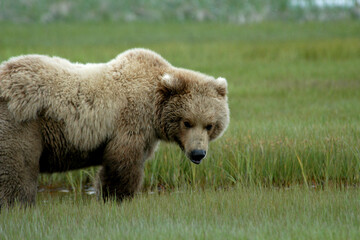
[96,139,145,202]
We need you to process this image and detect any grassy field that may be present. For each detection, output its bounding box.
[0,21,360,239]
[1,186,360,239]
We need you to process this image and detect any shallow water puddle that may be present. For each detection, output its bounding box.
[38,185,96,195]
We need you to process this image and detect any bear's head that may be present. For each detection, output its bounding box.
[156,69,229,164]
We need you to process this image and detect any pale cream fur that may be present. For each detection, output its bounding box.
[0,55,118,150]
[0,49,173,150]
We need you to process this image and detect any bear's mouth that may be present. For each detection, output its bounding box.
[190,159,201,165]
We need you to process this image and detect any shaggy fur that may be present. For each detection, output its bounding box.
[0,48,229,207]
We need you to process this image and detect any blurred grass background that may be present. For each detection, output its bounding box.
[1,0,360,23]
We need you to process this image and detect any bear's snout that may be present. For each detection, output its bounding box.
[189,149,206,164]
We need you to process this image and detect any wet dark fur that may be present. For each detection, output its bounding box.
[39,118,108,173]
[0,101,109,207]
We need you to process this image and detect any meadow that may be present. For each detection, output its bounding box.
[1,187,359,239]
[0,21,360,239]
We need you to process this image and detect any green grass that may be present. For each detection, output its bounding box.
[1,186,360,240]
[0,21,360,239]
[2,21,358,190]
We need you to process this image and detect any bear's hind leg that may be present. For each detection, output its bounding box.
[0,104,42,208]
[0,151,39,207]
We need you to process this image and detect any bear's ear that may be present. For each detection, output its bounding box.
[215,77,227,97]
[160,73,186,96]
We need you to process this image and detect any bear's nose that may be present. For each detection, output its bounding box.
[189,150,206,164]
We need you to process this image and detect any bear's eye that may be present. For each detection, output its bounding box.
[184,121,192,128]
[205,124,213,131]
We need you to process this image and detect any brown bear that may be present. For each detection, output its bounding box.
[0,48,229,207]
